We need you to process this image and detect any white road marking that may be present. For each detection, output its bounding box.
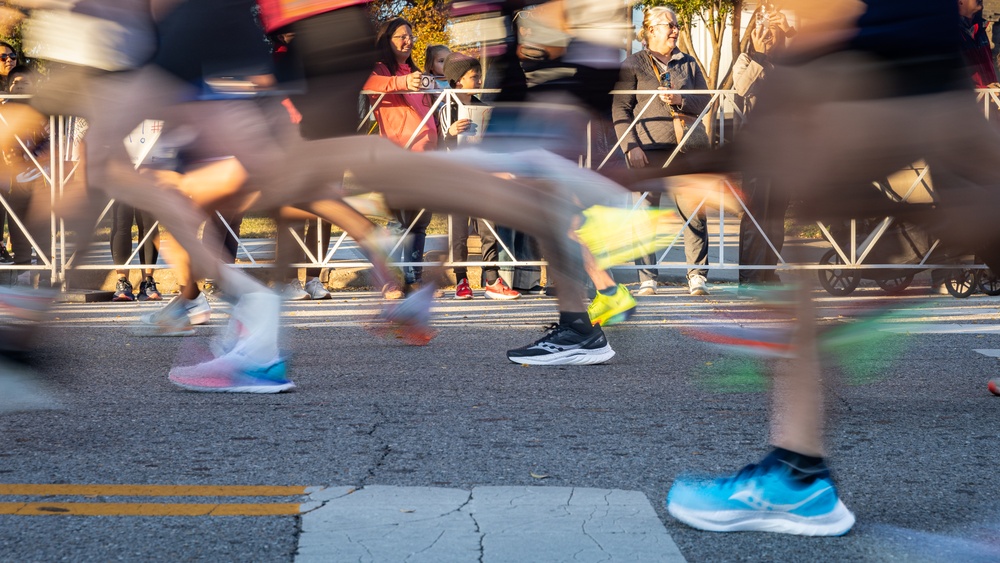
[296,485,686,563]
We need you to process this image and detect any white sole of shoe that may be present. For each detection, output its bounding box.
[485,292,520,300]
[507,344,615,366]
[187,312,211,325]
[168,381,296,394]
[667,500,855,536]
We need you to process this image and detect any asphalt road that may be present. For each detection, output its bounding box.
[2,281,1000,562]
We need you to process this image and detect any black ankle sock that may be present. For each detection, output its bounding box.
[598,285,618,296]
[560,312,595,334]
[766,447,830,484]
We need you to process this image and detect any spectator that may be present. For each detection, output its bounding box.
[0,66,48,284]
[363,17,436,293]
[423,44,450,82]
[736,4,793,293]
[0,42,21,266]
[612,6,711,297]
[108,202,161,301]
[438,52,520,300]
[959,0,997,88]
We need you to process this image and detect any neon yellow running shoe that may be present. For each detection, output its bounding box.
[587,284,637,326]
[575,205,678,271]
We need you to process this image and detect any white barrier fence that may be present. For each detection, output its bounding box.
[3,87,1000,290]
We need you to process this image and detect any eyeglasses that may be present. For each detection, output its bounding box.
[391,34,416,43]
[0,54,16,62]
[653,22,680,31]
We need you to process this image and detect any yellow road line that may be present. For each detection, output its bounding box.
[0,484,309,497]
[0,502,302,516]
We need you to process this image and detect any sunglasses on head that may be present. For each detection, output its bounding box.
[0,54,17,62]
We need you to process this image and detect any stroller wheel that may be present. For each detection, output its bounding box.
[876,273,914,295]
[818,249,860,296]
[977,267,1000,296]
[946,268,977,298]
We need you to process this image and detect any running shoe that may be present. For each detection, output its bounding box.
[454,278,473,300]
[667,455,855,536]
[202,279,222,299]
[989,379,1000,396]
[507,323,615,365]
[136,295,197,336]
[168,351,293,393]
[137,277,162,301]
[0,358,61,413]
[635,280,657,296]
[688,274,709,296]
[484,278,520,300]
[282,279,310,301]
[381,283,405,300]
[369,282,438,345]
[588,284,637,326]
[185,293,212,325]
[112,278,135,301]
[0,246,13,265]
[304,277,331,300]
[0,285,54,322]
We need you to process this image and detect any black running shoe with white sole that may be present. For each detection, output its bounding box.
[507,323,615,366]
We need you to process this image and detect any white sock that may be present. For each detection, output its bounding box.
[227,291,281,364]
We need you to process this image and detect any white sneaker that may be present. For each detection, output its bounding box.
[186,293,212,325]
[688,275,709,296]
[282,279,311,301]
[137,295,197,337]
[304,277,331,300]
[635,280,657,296]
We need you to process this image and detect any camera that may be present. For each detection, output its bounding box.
[419,74,436,89]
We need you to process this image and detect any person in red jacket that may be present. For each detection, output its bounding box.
[363,17,437,291]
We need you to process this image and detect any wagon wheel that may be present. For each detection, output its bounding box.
[977,267,1000,296]
[946,268,977,298]
[876,273,914,295]
[818,249,860,296]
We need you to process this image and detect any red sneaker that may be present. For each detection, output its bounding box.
[484,278,521,300]
[455,278,473,300]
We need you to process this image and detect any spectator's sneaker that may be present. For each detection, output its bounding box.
[369,283,438,346]
[112,278,135,301]
[688,275,709,296]
[381,283,405,300]
[484,278,521,300]
[137,277,162,301]
[989,379,1000,396]
[136,295,197,337]
[667,454,855,536]
[304,277,331,300]
[202,279,222,299]
[454,278,473,300]
[635,280,657,296]
[185,293,213,325]
[168,351,293,393]
[587,284,637,326]
[0,247,13,265]
[507,323,615,365]
[282,279,310,301]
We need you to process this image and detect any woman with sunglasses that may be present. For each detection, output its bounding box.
[612,6,712,298]
[0,42,18,92]
[362,17,437,294]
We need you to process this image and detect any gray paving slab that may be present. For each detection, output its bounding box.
[296,485,685,563]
